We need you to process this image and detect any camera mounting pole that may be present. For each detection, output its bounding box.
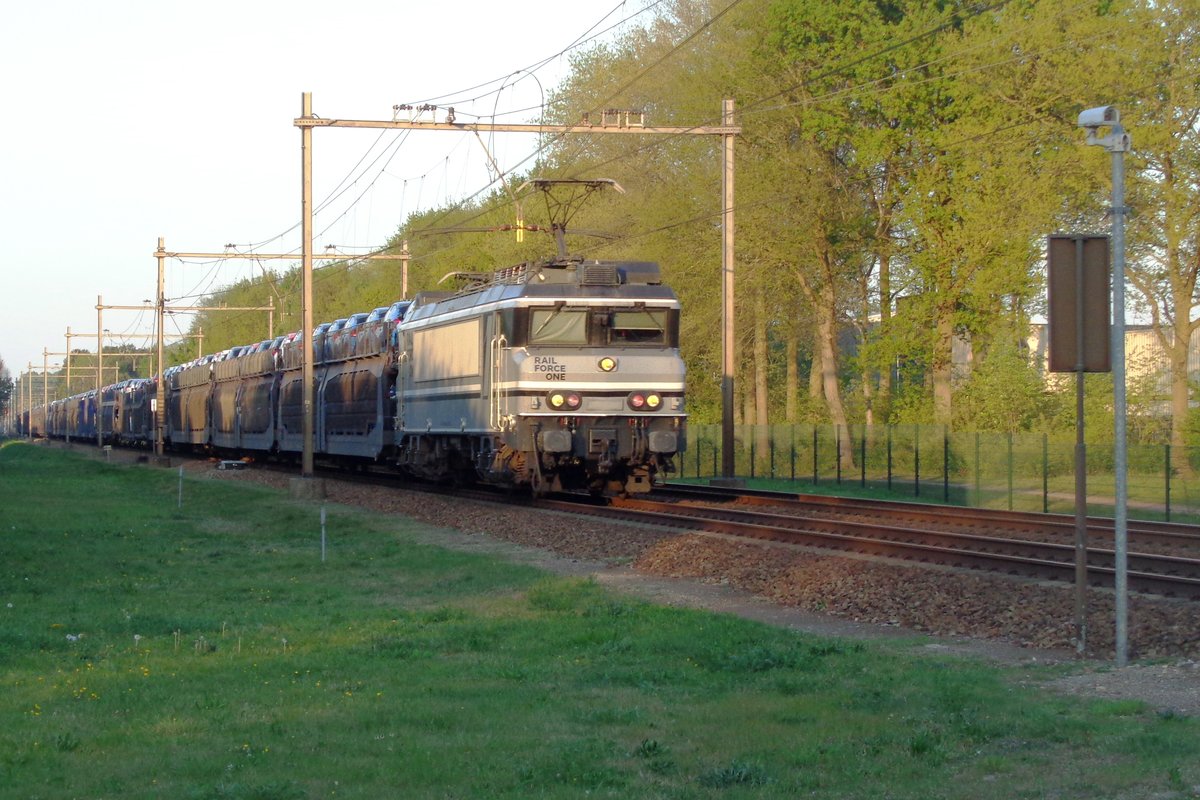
[1078,105,1131,667]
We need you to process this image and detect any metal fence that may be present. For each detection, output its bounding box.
[678,423,1200,523]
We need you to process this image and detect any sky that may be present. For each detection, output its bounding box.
[1,0,651,387]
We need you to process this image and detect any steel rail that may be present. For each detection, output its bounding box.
[534,494,1200,599]
[657,483,1200,548]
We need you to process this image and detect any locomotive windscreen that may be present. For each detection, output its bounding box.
[609,309,668,344]
[530,309,588,345]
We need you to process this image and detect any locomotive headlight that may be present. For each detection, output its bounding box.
[548,391,583,410]
[598,356,617,372]
[627,391,662,411]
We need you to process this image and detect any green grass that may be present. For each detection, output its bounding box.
[4,442,1200,798]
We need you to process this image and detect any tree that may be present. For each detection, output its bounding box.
[1123,0,1200,469]
[158,0,1193,450]
[0,355,12,424]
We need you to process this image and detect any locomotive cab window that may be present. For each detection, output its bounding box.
[519,305,679,347]
[607,309,669,345]
[529,308,588,345]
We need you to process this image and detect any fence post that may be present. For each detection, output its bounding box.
[1043,433,1049,514]
[836,426,842,485]
[861,426,867,488]
[1007,432,1014,512]
[1166,443,1171,523]
[769,427,776,479]
[915,424,921,498]
[974,432,981,508]
[887,426,893,492]
[790,424,796,482]
[812,426,819,485]
[750,430,756,479]
[943,426,949,503]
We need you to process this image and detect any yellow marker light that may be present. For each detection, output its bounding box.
[646,393,662,409]
[549,392,565,409]
[598,356,617,372]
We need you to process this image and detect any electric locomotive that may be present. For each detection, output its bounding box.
[395,256,685,494]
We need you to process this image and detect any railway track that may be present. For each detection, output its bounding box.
[93,441,1200,601]
[533,484,1200,600]
[655,483,1200,550]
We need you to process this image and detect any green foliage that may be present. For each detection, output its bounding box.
[0,356,12,419]
[158,0,1196,441]
[951,342,1054,433]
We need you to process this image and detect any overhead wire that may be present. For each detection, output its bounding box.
[553,0,1024,184]
[403,0,751,238]
[506,0,1087,250]
[520,0,1125,263]
[243,2,678,255]
[396,0,668,109]
[168,0,1013,351]
[178,0,1075,344]
[220,1,668,259]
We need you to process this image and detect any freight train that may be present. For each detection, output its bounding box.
[24,255,686,494]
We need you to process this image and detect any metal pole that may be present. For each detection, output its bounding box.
[1007,433,1013,511]
[1110,127,1129,667]
[42,348,49,415]
[1165,444,1171,523]
[943,426,950,503]
[915,425,921,497]
[1074,236,1088,656]
[301,92,315,478]
[155,237,166,458]
[974,432,981,506]
[888,427,893,491]
[65,327,72,398]
[268,296,275,339]
[1079,105,1131,666]
[720,98,736,479]
[401,239,410,299]
[812,426,818,484]
[96,295,103,448]
[1042,433,1048,513]
[861,427,866,488]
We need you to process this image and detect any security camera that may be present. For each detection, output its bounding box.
[1078,106,1118,128]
